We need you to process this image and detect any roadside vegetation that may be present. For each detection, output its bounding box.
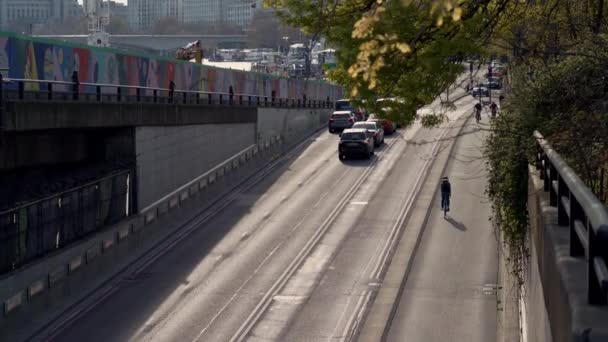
[266,0,608,275]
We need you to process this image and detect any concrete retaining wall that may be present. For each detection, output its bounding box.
[525,166,608,342]
[136,123,256,210]
[0,106,331,338]
[257,108,331,146]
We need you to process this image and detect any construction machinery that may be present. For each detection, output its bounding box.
[176,41,203,63]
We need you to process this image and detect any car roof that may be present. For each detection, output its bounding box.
[332,110,353,114]
[342,128,368,133]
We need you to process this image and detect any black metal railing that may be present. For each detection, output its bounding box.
[0,170,131,275]
[535,131,608,305]
[0,77,333,109]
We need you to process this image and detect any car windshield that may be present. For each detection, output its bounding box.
[353,122,376,130]
[341,132,366,140]
[335,101,352,111]
[332,113,351,119]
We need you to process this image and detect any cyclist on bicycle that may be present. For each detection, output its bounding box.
[474,102,482,123]
[490,101,498,118]
[441,176,451,212]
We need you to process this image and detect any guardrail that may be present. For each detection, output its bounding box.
[0,76,333,109]
[534,131,608,305]
[0,170,131,275]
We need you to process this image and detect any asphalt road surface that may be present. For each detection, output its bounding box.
[385,115,498,342]
[46,90,497,342]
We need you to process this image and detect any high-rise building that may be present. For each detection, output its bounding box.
[226,0,262,27]
[0,0,83,30]
[128,0,181,31]
[107,0,127,22]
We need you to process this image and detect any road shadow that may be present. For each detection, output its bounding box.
[446,216,467,231]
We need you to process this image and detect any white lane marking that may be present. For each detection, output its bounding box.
[226,134,401,342]
[350,201,368,205]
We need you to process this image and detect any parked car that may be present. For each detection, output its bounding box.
[481,81,502,90]
[338,128,374,160]
[352,121,384,147]
[335,99,367,121]
[471,86,489,97]
[367,116,396,135]
[329,111,356,133]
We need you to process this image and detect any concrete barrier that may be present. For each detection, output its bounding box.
[525,166,608,342]
[0,105,331,338]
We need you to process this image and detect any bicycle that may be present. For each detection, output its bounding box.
[441,193,450,218]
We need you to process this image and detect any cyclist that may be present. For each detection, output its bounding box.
[490,101,498,118]
[474,102,482,123]
[441,176,451,212]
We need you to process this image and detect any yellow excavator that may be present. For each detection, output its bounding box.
[175,40,203,64]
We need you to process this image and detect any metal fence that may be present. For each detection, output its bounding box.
[0,170,131,275]
[0,76,333,109]
[535,131,608,305]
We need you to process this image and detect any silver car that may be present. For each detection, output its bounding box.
[329,111,356,133]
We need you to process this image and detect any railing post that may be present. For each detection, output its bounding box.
[183,91,187,104]
[557,175,569,226]
[18,81,24,99]
[257,96,260,106]
[208,93,212,105]
[279,98,282,107]
[549,163,558,206]
[47,82,53,100]
[117,87,122,102]
[136,88,141,102]
[588,224,607,304]
[219,94,223,105]
[248,95,252,106]
[96,85,101,102]
[153,89,158,103]
[298,99,301,108]
[196,93,200,104]
[543,155,551,192]
[570,198,585,257]
[239,95,243,105]
[265,97,268,107]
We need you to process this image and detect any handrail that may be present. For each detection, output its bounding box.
[0,77,331,104]
[0,169,131,216]
[534,131,608,305]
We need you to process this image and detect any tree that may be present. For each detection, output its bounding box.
[266,0,502,125]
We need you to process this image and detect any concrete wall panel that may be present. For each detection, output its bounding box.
[135,123,255,209]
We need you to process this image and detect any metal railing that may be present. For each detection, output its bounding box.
[535,131,608,305]
[0,170,131,275]
[0,76,332,109]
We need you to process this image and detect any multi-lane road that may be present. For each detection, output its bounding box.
[39,90,498,342]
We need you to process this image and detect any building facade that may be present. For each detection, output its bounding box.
[226,0,262,27]
[128,0,182,31]
[0,0,83,30]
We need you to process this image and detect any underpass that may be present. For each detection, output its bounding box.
[20,87,502,342]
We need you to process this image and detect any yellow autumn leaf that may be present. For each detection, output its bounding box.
[452,6,462,21]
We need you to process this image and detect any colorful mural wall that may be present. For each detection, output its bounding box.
[0,31,343,100]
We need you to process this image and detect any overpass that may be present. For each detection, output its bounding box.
[33,34,248,53]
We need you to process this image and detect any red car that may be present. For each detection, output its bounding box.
[367,118,396,135]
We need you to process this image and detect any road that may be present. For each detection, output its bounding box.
[385,115,497,342]
[39,90,498,342]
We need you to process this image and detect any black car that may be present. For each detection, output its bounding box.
[338,128,374,160]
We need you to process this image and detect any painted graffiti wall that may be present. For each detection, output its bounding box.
[0,31,343,100]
